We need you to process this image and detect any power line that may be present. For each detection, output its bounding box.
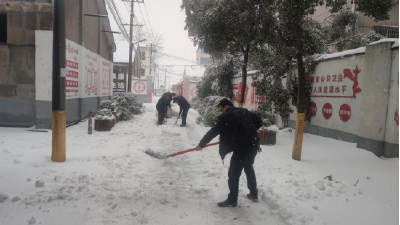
[142,2,154,34]
[105,0,130,42]
[155,52,197,64]
[137,3,152,37]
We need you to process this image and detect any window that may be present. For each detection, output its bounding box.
[0,14,7,43]
[374,25,399,38]
[140,52,145,60]
[141,69,145,76]
[200,57,209,65]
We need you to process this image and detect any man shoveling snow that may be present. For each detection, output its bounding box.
[195,98,263,207]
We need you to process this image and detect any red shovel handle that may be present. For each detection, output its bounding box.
[168,142,220,157]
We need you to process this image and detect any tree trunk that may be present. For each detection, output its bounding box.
[292,20,306,161]
[239,45,250,108]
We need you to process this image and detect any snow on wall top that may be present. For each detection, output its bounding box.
[367,38,398,46]
[234,70,259,77]
[391,39,399,49]
[317,47,366,61]
[317,38,399,61]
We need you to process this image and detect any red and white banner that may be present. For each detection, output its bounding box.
[66,40,80,98]
[84,49,98,97]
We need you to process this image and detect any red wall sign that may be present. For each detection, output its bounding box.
[232,84,239,89]
[190,87,197,97]
[235,82,249,103]
[133,81,145,93]
[322,103,333,119]
[310,101,317,117]
[339,104,351,122]
[311,66,362,98]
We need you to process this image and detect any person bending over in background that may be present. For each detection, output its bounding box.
[172,96,190,127]
[156,95,170,125]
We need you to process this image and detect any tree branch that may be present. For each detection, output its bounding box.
[270,17,292,47]
[326,33,363,46]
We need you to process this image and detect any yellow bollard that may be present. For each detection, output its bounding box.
[51,110,66,162]
[292,113,305,161]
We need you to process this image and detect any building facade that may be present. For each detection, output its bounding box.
[196,47,210,66]
[138,45,151,79]
[0,0,115,128]
[313,2,399,38]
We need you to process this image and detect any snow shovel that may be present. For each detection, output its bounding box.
[175,114,180,124]
[145,142,219,159]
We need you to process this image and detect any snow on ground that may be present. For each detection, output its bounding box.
[0,98,398,225]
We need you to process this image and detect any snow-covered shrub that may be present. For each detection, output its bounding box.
[95,108,116,120]
[250,108,276,128]
[192,96,225,127]
[96,93,144,121]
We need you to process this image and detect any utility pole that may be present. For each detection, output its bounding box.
[127,0,134,92]
[164,70,167,93]
[52,0,66,162]
[150,44,154,95]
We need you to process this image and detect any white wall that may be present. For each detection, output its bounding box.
[357,42,394,142]
[385,49,399,145]
[305,54,365,135]
[35,31,53,102]
[35,34,113,101]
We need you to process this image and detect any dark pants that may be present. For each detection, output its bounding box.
[157,111,165,125]
[181,108,189,125]
[227,147,258,201]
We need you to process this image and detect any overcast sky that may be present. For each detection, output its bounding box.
[107,0,205,88]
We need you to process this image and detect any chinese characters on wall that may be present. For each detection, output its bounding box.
[309,66,360,122]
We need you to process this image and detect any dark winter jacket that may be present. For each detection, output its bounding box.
[172,96,191,115]
[162,92,174,109]
[198,106,262,160]
[156,97,169,113]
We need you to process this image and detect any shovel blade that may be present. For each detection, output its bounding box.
[144,148,168,159]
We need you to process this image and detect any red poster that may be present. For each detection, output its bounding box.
[251,86,255,104]
[235,82,249,103]
[339,104,351,122]
[66,80,78,87]
[232,84,238,89]
[310,101,317,117]
[322,103,332,119]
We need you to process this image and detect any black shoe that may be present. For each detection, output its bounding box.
[217,198,237,207]
[180,124,186,127]
[246,194,259,202]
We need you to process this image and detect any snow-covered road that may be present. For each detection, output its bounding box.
[0,99,398,225]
